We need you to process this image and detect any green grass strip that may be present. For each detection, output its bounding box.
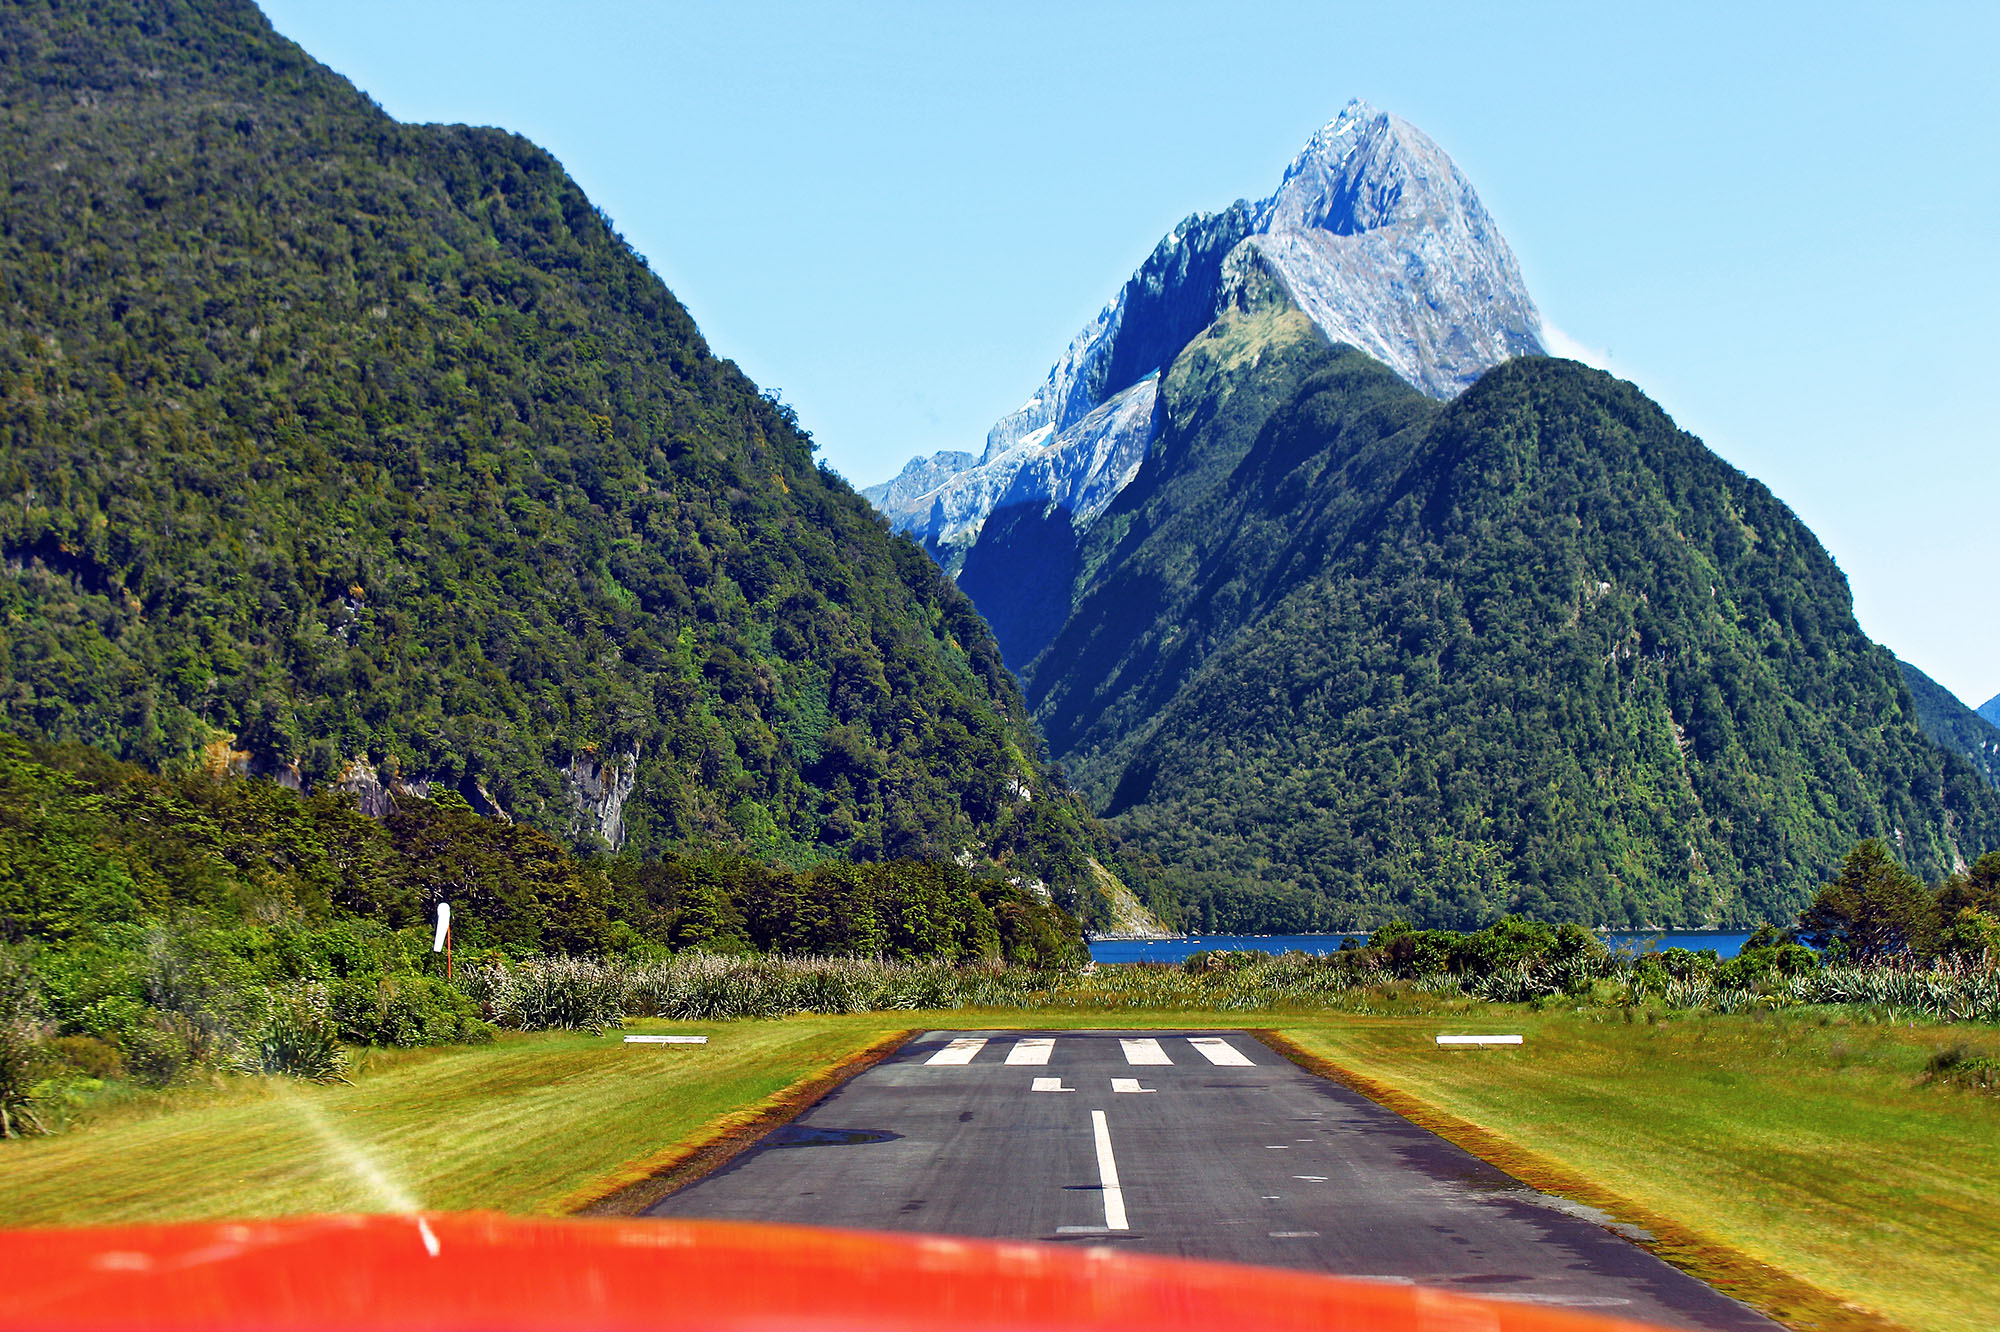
[1268,1009,2000,1332]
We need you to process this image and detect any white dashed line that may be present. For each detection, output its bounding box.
[1005,1037,1055,1065]
[1091,1109,1129,1230]
[925,1037,988,1066]
[1188,1036,1253,1066]
[1120,1037,1172,1066]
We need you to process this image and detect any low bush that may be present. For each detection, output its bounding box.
[1922,1043,2000,1092]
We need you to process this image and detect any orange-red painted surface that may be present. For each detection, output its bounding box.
[0,1211,1674,1332]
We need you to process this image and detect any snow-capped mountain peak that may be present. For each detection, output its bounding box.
[865,103,1544,558]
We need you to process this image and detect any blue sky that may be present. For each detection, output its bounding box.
[260,1,1998,708]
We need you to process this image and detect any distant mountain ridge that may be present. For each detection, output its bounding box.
[1983,694,2000,729]
[1901,662,2000,789]
[864,101,1544,569]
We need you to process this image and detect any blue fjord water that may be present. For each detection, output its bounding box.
[1088,931,1753,964]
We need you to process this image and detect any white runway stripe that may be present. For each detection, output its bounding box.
[1189,1036,1253,1066]
[1091,1109,1129,1230]
[1032,1076,1074,1093]
[1111,1078,1154,1094]
[1005,1037,1054,1065]
[1120,1037,1172,1066]
[925,1037,988,1065]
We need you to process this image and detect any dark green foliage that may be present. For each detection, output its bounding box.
[1799,842,2000,965]
[1715,924,1819,988]
[0,0,1110,908]
[605,850,1083,968]
[1798,839,1938,961]
[1897,660,2000,789]
[0,731,1085,1086]
[247,983,345,1080]
[1005,305,2000,927]
[1366,915,1607,987]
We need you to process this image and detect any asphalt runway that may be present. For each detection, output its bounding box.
[648,1029,1779,1330]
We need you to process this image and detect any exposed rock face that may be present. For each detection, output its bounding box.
[1243,109,1542,397]
[334,757,458,818]
[336,758,395,819]
[869,101,1544,559]
[566,746,639,850]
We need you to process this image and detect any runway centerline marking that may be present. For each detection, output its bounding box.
[1111,1078,1154,1094]
[1119,1037,1172,1066]
[1188,1036,1254,1066]
[925,1037,987,1066]
[1032,1076,1075,1093]
[1005,1037,1054,1066]
[1091,1109,1129,1231]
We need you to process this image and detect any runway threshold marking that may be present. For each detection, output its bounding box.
[1006,1038,1055,1065]
[1111,1078,1154,1094]
[1032,1076,1075,1093]
[1119,1037,1173,1066]
[1188,1036,1254,1066]
[925,1037,988,1065]
[1090,1109,1129,1230]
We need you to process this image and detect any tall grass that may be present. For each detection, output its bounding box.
[387,951,2000,1031]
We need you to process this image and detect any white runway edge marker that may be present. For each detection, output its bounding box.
[622,1035,707,1045]
[1435,1035,1524,1046]
[1188,1036,1253,1067]
[1119,1037,1172,1066]
[1090,1109,1129,1231]
[1111,1078,1154,1094]
[926,1037,989,1065]
[1006,1037,1055,1066]
[1032,1076,1075,1093]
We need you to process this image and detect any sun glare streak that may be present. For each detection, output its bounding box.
[266,1082,421,1216]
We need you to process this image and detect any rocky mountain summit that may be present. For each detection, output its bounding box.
[865,100,1545,563]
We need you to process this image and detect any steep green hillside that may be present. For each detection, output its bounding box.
[1022,288,1438,771]
[1005,305,2000,928]
[1897,661,2000,790]
[0,0,1111,906]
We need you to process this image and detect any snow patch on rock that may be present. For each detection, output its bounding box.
[870,100,1543,553]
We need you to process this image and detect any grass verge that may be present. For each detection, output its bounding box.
[0,1017,907,1225]
[1268,1009,2000,1332]
[565,1027,912,1216]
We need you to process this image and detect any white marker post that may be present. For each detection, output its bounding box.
[433,902,452,980]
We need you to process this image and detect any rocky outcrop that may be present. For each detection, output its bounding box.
[868,100,1544,556]
[336,758,395,819]
[565,745,639,850]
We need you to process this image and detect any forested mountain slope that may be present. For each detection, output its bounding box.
[1005,288,2000,929]
[1898,661,2000,791]
[0,0,1120,910]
